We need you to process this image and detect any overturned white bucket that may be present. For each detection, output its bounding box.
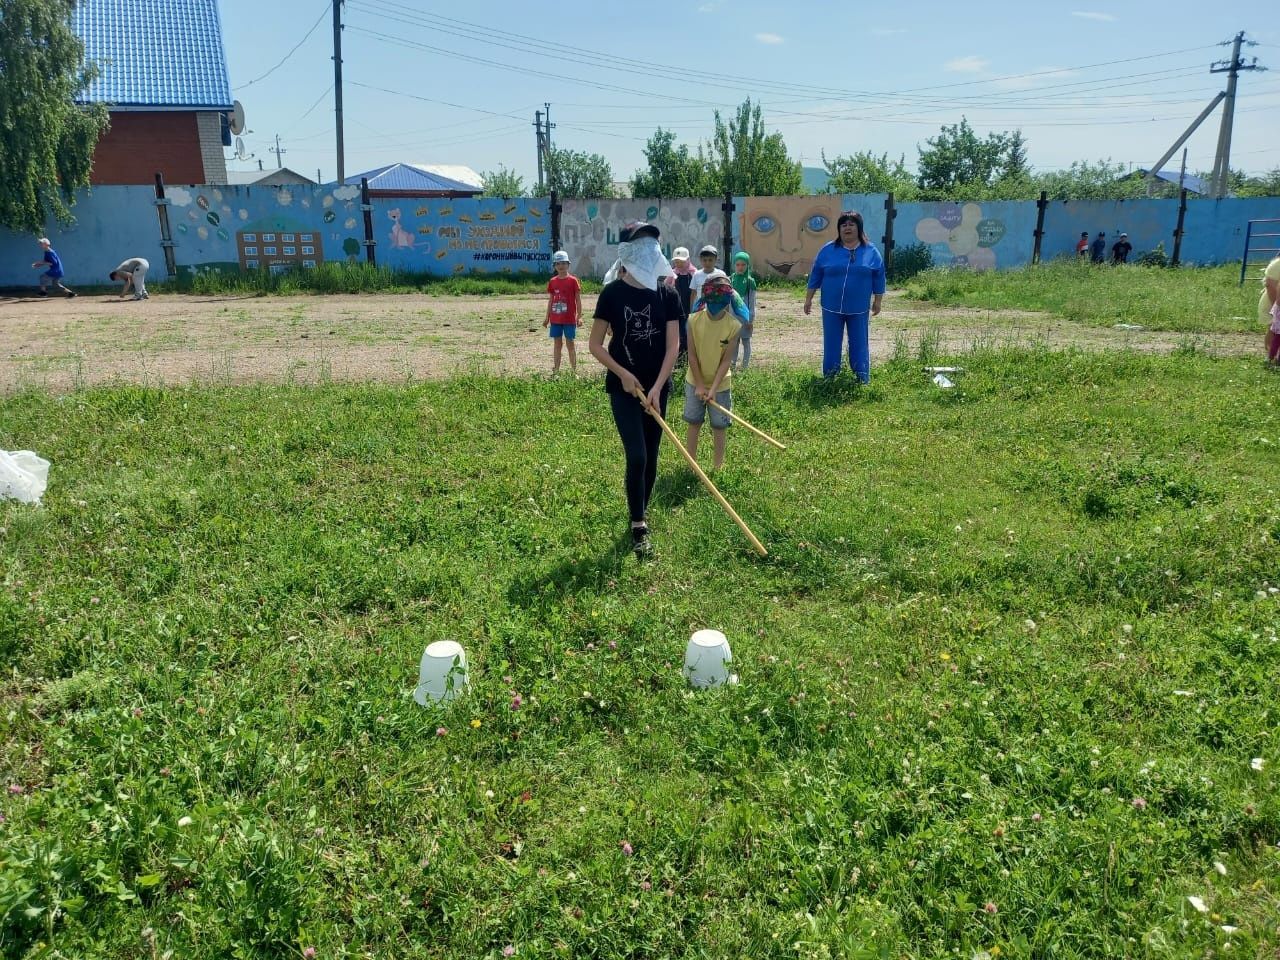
[684,630,737,689]
[414,640,469,705]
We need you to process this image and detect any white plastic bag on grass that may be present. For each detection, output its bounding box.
[0,450,50,504]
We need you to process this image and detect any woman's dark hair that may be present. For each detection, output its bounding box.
[837,211,868,247]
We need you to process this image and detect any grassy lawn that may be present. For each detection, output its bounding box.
[160,263,603,298]
[2,352,1278,958]
[903,262,1262,334]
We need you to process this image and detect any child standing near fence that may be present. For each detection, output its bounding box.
[544,250,583,374]
[729,251,757,371]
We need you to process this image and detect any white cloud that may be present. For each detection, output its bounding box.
[944,56,989,74]
[696,0,722,10]
[755,32,785,45]
[1072,11,1117,21]
[872,27,906,36]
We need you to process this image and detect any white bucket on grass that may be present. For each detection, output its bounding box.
[414,640,469,705]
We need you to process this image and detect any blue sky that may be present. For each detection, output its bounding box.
[218,0,1280,186]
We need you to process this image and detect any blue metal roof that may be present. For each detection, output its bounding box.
[345,163,481,194]
[73,0,234,109]
[1149,169,1208,196]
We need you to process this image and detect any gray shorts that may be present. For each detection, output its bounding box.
[682,381,732,429]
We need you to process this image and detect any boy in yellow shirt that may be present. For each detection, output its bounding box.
[684,271,746,469]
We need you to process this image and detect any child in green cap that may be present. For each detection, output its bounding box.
[730,251,757,370]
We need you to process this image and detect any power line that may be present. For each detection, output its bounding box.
[234,2,330,90]
[347,79,530,123]
[343,32,1250,133]
[284,84,335,133]
[349,0,1216,110]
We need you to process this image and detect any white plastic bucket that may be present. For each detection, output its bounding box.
[684,629,736,689]
[414,640,469,705]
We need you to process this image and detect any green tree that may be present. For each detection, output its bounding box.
[1223,167,1280,198]
[0,0,109,231]
[536,147,615,199]
[915,118,1025,199]
[479,165,526,198]
[630,128,714,198]
[707,98,802,197]
[821,150,918,198]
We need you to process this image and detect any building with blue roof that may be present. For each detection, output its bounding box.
[72,0,237,185]
[344,164,483,198]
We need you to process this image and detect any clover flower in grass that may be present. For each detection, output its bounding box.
[510,693,523,711]
[303,948,317,959]
[8,784,24,795]
[1251,758,1265,772]
[620,841,633,856]
[983,901,998,914]
[1131,797,1147,810]
[503,947,515,957]
[436,727,447,737]
[1188,895,1209,913]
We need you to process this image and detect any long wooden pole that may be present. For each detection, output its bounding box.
[634,389,768,557]
[706,399,786,451]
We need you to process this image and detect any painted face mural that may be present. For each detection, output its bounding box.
[741,195,842,279]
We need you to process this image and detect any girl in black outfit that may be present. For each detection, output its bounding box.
[589,222,680,556]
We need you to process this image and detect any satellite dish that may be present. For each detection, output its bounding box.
[234,136,249,160]
[229,100,246,136]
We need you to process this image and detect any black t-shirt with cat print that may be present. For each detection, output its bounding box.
[593,279,675,394]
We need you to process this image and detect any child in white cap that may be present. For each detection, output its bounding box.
[544,250,583,374]
[31,238,75,297]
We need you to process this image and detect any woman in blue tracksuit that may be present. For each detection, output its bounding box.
[803,211,885,382]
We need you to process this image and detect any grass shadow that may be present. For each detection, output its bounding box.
[782,371,869,411]
[505,530,633,609]
[651,465,702,512]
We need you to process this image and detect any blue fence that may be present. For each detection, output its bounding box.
[3,185,1280,288]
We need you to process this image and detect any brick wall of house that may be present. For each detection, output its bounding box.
[196,112,228,185]
[90,111,213,185]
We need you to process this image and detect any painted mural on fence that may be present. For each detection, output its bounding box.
[739,195,841,279]
[6,188,1280,288]
[560,199,722,278]
[169,183,364,276]
[897,201,1027,272]
[368,197,550,275]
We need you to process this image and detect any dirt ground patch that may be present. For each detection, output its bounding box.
[0,289,1257,393]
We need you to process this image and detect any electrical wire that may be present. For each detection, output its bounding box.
[349,0,1218,109]
[345,29,1252,132]
[234,2,330,90]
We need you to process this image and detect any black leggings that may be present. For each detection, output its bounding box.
[609,388,668,523]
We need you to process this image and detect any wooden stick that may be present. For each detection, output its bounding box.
[633,388,768,557]
[706,399,786,451]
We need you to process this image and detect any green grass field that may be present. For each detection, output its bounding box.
[904,262,1262,334]
[2,351,1278,958]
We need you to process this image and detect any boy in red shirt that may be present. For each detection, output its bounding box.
[544,250,583,374]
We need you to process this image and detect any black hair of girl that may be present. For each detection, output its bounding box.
[837,212,867,246]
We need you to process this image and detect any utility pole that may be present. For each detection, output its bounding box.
[534,110,544,192]
[271,135,286,169]
[1209,31,1263,199]
[544,102,555,190]
[1145,30,1264,199]
[333,0,345,184]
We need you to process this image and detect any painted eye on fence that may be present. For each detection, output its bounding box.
[806,215,830,232]
[752,216,776,234]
